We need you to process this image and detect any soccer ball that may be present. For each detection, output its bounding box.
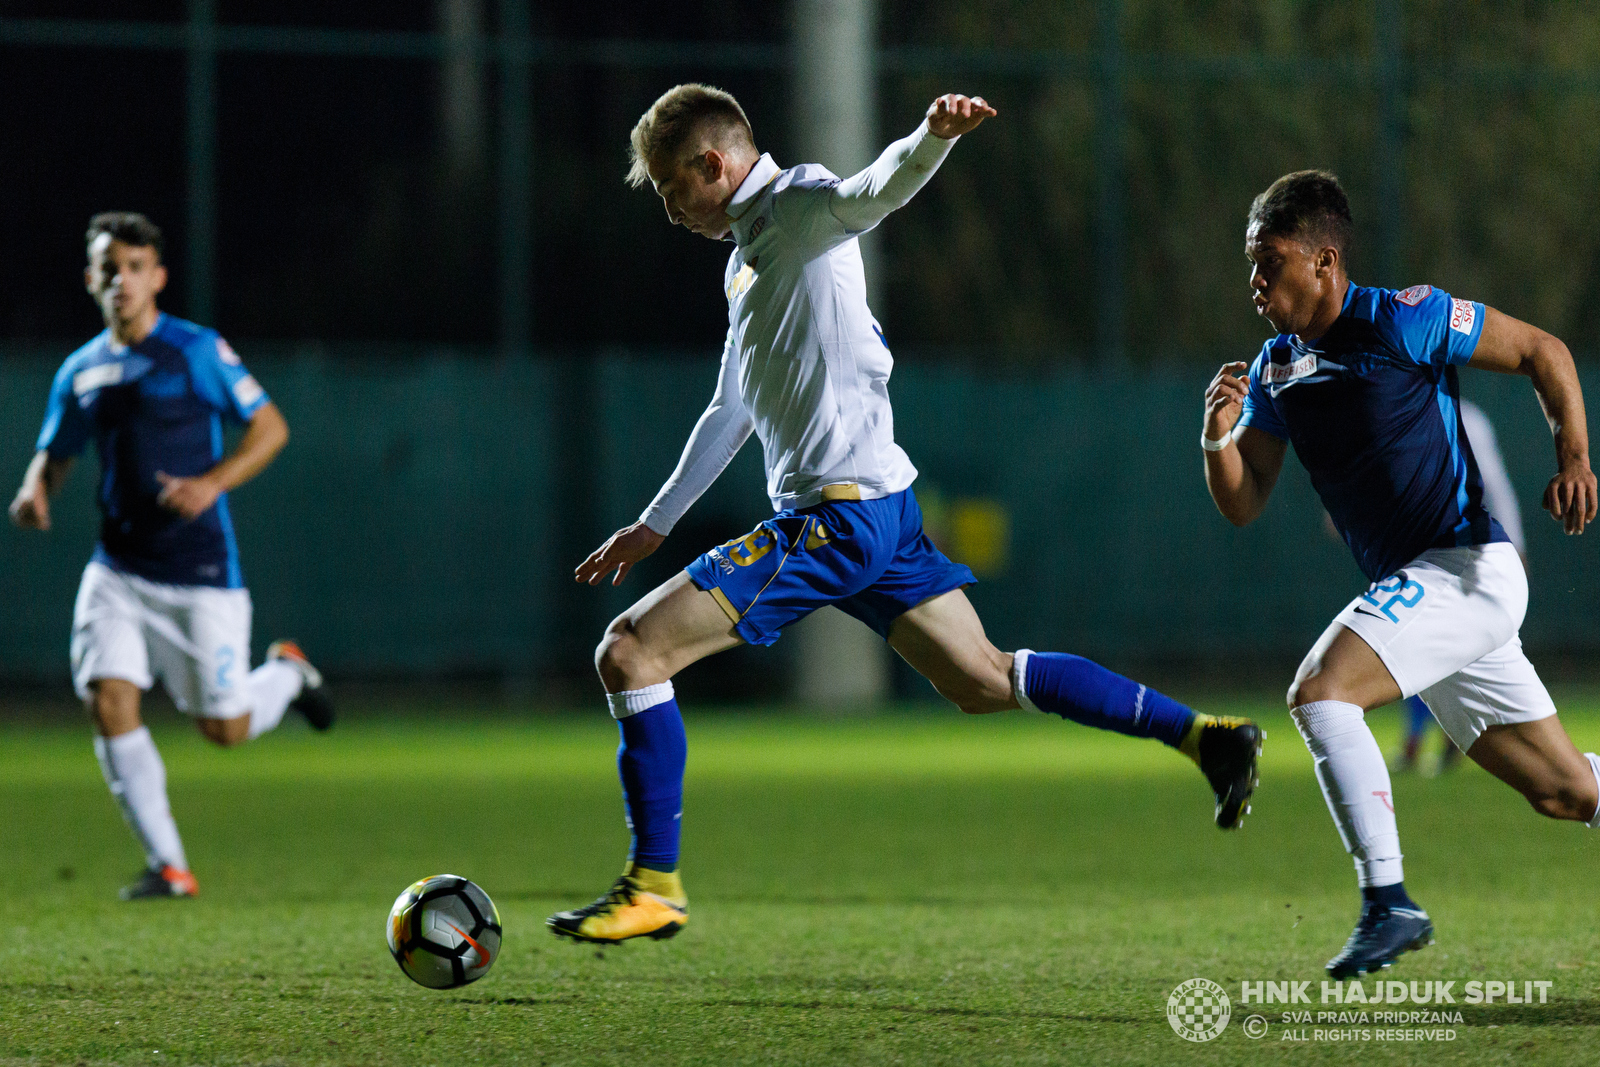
[386,875,502,989]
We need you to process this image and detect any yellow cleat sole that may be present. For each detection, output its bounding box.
[545,918,685,946]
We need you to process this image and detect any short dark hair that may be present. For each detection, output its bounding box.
[1247,170,1352,259]
[627,83,755,187]
[86,212,164,258]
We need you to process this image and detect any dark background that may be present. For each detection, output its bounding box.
[7,2,1599,356]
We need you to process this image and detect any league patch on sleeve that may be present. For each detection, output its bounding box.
[1395,284,1433,306]
[216,338,242,365]
[1449,298,1477,335]
[232,374,264,407]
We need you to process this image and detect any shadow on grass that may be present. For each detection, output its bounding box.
[699,998,1145,1024]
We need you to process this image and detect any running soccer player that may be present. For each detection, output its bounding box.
[8,213,333,900]
[545,85,1262,946]
[1202,171,1600,978]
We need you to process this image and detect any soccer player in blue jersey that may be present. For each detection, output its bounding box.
[8,213,333,900]
[1203,171,1600,978]
[545,85,1262,946]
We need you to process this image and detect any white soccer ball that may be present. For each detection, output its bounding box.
[386,874,502,989]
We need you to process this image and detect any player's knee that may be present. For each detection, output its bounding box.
[595,616,653,693]
[1287,673,1337,709]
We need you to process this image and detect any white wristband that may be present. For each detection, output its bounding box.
[1201,430,1233,452]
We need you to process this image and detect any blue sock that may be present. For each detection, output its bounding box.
[614,695,687,873]
[1405,695,1431,738]
[1019,650,1195,748]
[1363,882,1416,911]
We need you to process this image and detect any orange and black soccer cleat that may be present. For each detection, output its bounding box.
[547,864,688,945]
[119,864,199,900]
[266,639,334,731]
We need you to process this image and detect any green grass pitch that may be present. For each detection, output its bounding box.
[3,691,1599,1066]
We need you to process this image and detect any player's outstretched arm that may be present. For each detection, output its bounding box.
[828,94,996,233]
[8,450,74,531]
[156,401,289,521]
[1202,361,1287,525]
[1469,308,1597,534]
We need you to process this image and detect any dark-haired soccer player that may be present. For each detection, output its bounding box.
[545,84,1262,946]
[1203,170,1600,978]
[9,213,333,900]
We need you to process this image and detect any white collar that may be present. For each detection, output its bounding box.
[725,154,781,242]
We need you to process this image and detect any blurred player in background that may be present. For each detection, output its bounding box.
[1203,171,1600,978]
[1397,399,1527,774]
[545,85,1262,947]
[8,213,333,900]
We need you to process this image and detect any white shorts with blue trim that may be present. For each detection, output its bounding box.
[71,561,253,719]
[1329,542,1555,751]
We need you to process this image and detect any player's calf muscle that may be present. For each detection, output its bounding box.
[87,679,141,736]
[198,714,249,747]
[931,657,1014,715]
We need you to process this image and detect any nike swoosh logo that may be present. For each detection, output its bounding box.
[1353,606,1385,620]
[447,922,493,968]
[640,891,689,917]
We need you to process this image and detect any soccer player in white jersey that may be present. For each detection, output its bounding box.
[9,213,332,900]
[546,85,1263,946]
[1203,171,1600,978]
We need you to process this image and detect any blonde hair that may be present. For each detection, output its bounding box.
[627,83,755,187]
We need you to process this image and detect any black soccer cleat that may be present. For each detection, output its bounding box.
[267,639,334,731]
[1181,715,1262,829]
[1326,902,1434,979]
[119,864,199,900]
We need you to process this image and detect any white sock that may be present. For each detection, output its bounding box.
[94,726,188,872]
[246,661,304,739]
[607,681,674,720]
[1585,753,1600,829]
[1292,700,1404,887]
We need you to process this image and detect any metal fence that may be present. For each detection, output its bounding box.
[12,5,1600,356]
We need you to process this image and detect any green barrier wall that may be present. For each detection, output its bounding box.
[4,348,1596,684]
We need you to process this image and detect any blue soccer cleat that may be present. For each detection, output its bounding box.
[1325,902,1434,979]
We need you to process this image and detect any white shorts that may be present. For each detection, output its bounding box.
[1332,542,1556,751]
[71,560,253,719]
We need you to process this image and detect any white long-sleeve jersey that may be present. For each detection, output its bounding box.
[639,121,956,535]
[1458,399,1526,551]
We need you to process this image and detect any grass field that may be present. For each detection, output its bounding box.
[3,691,1599,1066]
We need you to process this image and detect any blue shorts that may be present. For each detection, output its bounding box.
[685,487,975,646]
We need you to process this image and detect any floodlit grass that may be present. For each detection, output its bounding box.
[3,692,1599,1065]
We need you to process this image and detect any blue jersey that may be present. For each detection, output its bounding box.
[1238,282,1509,582]
[35,314,270,588]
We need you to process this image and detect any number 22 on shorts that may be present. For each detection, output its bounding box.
[1360,574,1425,623]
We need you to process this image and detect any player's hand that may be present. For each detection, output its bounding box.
[155,471,223,521]
[8,481,50,530]
[1204,362,1250,444]
[1542,459,1598,535]
[926,94,996,139]
[576,521,665,587]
